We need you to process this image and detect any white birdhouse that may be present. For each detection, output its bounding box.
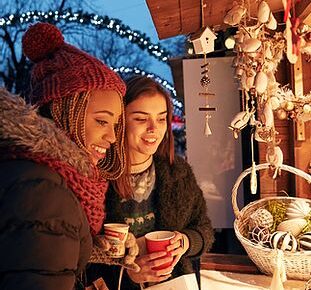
[190,26,217,54]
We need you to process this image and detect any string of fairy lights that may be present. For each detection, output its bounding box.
[113,66,183,118]
[0,9,185,119]
[0,9,170,63]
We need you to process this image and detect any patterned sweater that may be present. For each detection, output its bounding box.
[87,155,214,290]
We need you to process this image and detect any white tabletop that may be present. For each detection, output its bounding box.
[201,270,306,290]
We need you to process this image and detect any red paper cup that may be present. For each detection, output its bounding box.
[104,223,129,258]
[145,231,175,270]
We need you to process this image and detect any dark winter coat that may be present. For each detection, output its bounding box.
[0,89,94,290]
[87,154,214,290]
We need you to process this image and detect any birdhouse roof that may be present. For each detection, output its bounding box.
[190,26,217,41]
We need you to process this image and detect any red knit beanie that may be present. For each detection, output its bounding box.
[22,22,126,105]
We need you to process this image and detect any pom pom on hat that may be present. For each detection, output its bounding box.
[22,23,64,63]
[22,22,126,106]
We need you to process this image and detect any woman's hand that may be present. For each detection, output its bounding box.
[127,251,174,284]
[166,231,189,267]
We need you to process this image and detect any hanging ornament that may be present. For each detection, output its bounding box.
[250,133,257,194]
[229,111,251,139]
[284,101,295,111]
[198,58,216,137]
[276,109,288,120]
[197,0,216,138]
[303,104,311,114]
[200,71,210,88]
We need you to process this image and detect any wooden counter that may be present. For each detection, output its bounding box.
[200,253,307,289]
[201,253,260,274]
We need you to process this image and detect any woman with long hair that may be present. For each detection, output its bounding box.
[0,22,129,290]
[87,75,214,289]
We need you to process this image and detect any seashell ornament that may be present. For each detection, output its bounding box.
[241,38,262,53]
[235,66,244,79]
[254,71,268,95]
[283,101,295,111]
[266,13,277,30]
[276,108,287,120]
[277,218,308,237]
[257,1,271,24]
[270,231,298,252]
[262,101,274,128]
[286,199,311,219]
[224,2,247,26]
[264,43,273,60]
[266,145,283,170]
[270,96,281,110]
[298,232,311,250]
[303,104,311,114]
[229,111,250,138]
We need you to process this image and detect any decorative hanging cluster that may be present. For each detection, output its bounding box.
[198,60,216,137]
[0,9,170,63]
[224,0,311,179]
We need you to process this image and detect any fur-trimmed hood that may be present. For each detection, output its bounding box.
[0,88,93,177]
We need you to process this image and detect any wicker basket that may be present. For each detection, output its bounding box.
[232,163,311,280]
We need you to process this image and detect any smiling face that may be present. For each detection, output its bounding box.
[125,92,167,165]
[84,89,122,165]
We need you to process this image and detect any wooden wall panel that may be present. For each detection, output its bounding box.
[293,56,311,198]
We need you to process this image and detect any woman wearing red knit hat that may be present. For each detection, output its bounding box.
[0,22,138,290]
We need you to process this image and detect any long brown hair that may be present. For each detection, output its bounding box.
[114,75,175,198]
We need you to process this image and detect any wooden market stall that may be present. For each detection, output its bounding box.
[146,0,311,197]
[146,1,311,287]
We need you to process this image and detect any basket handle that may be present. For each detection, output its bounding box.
[231,163,311,218]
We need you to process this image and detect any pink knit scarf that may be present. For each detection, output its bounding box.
[15,152,107,236]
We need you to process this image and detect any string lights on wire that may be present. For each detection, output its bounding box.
[112,66,183,118]
[0,9,170,63]
[0,10,184,120]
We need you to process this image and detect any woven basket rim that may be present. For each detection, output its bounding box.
[232,163,311,218]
